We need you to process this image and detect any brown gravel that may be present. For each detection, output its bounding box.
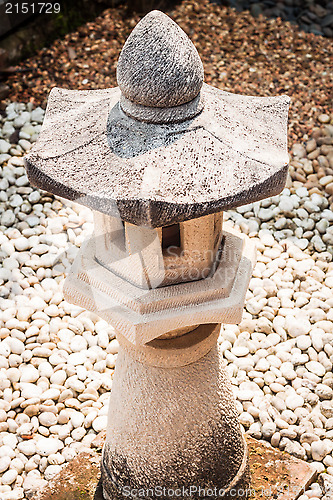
[4,0,333,147]
[289,119,333,208]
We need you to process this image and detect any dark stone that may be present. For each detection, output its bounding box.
[323,26,333,36]
[0,84,10,101]
[250,3,263,16]
[321,13,333,27]
[309,23,323,35]
[9,129,20,144]
[300,14,312,24]
[307,11,318,21]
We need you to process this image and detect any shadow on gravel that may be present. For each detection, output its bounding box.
[210,0,333,37]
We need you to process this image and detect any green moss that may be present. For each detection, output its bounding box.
[50,0,101,39]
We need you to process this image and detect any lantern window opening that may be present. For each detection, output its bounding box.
[117,219,126,253]
[162,223,181,254]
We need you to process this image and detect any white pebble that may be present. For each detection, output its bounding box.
[19,366,39,383]
[306,361,326,377]
[92,415,108,433]
[1,469,18,485]
[36,437,61,457]
[0,456,11,473]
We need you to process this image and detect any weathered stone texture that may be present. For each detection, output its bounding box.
[117,10,204,108]
[101,342,249,499]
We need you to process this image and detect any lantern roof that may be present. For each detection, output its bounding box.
[24,10,290,228]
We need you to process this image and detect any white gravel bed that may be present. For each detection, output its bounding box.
[0,102,332,500]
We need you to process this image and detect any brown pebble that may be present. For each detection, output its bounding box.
[305,181,317,189]
[318,114,330,124]
[321,144,333,155]
[308,187,322,195]
[318,155,329,169]
[285,176,293,189]
[295,172,306,183]
[303,162,314,175]
[317,137,333,146]
[312,160,320,173]
[24,405,39,417]
[39,404,58,414]
[325,182,333,196]
[58,410,70,424]
[306,138,317,153]
[295,172,306,182]
[307,173,319,183]
[290,160,304,169]
[312,128,322,140]
[317,167,326,179]
[0,422,8,432]
[328,154,333,169]
[308,149,320,160]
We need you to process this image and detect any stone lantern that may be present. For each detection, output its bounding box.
[24,10,289,500]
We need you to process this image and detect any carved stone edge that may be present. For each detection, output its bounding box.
[63,228,256,344]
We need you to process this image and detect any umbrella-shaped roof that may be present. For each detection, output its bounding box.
[24,10,290,228]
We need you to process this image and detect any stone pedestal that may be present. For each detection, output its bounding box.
[101,326,250,499]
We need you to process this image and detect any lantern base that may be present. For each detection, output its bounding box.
[101,446,250,500]
[100,337,251,500]
[101,448,250,500]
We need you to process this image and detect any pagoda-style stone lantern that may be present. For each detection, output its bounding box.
[24,11,289,500]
